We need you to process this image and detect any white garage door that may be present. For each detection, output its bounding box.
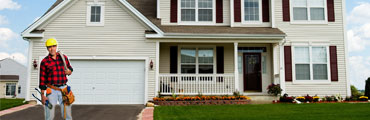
[67,60,145,104]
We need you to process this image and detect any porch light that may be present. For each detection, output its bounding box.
[33,59,37,69]
[150,60,153,70]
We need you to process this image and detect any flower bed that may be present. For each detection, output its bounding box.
[274,94,370,104]
[151,96,251,106]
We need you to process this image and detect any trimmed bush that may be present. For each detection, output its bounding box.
[365,77,370,98]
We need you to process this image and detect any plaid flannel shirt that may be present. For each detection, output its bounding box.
[39,53,73,90]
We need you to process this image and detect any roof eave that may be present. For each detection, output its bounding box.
[146,33,286,39]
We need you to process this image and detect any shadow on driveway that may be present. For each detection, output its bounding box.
[1,105,145,120]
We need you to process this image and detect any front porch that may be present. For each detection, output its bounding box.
[155,42,285,96]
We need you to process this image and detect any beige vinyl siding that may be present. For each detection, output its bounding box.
[28,0,156,101]
[274,0,348,96]
[159,43,234,73]
[160,0,230,25]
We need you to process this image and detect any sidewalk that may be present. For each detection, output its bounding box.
[139,107,154,120]
[0,104,35,116]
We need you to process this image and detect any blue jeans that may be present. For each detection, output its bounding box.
[44,85,72,120]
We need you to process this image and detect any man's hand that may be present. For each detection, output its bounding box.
[65,69,72,75]
[41,95,48,105]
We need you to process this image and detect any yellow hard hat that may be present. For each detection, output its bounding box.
[45,38,58,47]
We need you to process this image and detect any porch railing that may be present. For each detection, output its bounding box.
[158,74,235,95]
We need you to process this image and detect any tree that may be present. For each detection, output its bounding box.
[365,77,370,98]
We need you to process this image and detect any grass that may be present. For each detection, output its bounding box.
[154,103,370,120]
[0,98,26,111]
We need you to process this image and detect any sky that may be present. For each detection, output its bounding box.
[0,0,369,89]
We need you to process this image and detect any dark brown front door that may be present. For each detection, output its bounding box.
[243,53,262,92]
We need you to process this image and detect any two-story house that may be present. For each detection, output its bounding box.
[22,0,349,104]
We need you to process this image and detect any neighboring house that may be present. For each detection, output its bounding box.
[21,0,349,104]
[0,58,27,98]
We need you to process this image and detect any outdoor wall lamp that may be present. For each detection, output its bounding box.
[33,59,37,69]
[150,60,153,70]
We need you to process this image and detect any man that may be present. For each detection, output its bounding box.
[40,38,73,120]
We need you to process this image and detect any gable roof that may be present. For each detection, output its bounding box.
[22,0,285,39]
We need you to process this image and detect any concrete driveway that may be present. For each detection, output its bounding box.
[1,105,145,120]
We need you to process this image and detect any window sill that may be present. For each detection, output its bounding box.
[86,22,104,26]
[290,21,328,25]
[292,80,331,85]
[178,22,216,26]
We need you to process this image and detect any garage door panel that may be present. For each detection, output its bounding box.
[68,60,145,104]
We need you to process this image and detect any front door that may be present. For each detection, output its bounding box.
[243,53,262,92]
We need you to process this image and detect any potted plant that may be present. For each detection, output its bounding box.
[267,84,283,102]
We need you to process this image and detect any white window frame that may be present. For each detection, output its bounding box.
[178,0,216,25]
[241,0,263,24]
[86,1,105,26]
[290,0,328,24]
[292,45,331,84]
[178,46,217,74]
[6,83,17,97]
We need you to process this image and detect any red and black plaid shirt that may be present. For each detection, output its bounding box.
[39,53,73,90]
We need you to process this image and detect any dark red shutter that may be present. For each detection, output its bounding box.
[170,46,178,73]
[284,46,292,82]
[327,0,335,22]
[170,0,178,23]
[262,0,270,22]
[216,47,224,74]
[282,0,290,21]
[234,0,241,22]
[330,46,338,81]
[216,0,223,23]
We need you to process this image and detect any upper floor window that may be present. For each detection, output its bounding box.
[243,0,262,23]
[292,0,326,22]
[86,2,105,26]
[180,0,215,24]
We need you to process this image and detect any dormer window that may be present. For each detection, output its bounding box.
[86,1,105,26]
[179,0,215,24]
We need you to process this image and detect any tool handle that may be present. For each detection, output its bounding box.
[35,88,42,94]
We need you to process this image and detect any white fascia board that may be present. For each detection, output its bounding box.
[22,33,44,38]
[146,33,286,39]
[21,0,72,39]
[119,0,164,35]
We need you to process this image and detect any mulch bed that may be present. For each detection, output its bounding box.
[151,100,251,106]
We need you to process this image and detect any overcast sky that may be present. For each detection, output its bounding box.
[0,0,369,89]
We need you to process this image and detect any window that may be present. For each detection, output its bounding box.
[180,47,214,74]
[293,46,329,81]
[6,83,16,96]
[243,0,262,23]
[180,0,214,23]
[86,2,105,26]
[91,6,101,22]
[292,0,326,22]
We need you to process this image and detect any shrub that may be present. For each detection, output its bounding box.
[351,85,362,99]
[279,94,294,103]
[365,77,370,98]
[313,96,320,102]
[296,96,305,102]
[267,84,282,96]
[359,96,368,101]
[304,95,313,102]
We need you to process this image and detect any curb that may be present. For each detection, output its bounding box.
[0,104,35,116]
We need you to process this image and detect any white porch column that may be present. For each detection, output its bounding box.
[26,40,33,101]
[155,41,160,97]
[279,43,286,95]
[273,43,280,84]
[234,42,239,91]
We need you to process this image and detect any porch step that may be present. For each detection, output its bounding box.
[248,95,278,104]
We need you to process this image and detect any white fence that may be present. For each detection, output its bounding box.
[159,74,235,95]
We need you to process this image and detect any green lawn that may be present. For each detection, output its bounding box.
[0,98,26,111]
[154,103,370,120]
